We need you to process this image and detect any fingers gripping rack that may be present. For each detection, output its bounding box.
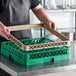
[8,24,69,51]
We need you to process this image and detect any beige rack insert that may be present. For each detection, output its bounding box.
[7,24,69,51]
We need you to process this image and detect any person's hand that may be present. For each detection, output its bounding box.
[0,21,10,40]
[47,20,55,30]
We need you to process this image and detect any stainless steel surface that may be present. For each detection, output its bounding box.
[0,41,76,76]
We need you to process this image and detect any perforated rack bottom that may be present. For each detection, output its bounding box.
[1,37,70,65]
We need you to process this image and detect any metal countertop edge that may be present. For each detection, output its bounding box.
[18,64,76,76]
[0,63,17,76]
[1,62,76,76]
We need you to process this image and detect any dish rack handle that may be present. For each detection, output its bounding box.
[7,24,68,51]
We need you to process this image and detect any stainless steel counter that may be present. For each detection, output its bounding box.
[0,41,76,76]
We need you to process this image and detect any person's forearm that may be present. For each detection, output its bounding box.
[32,5,52,25]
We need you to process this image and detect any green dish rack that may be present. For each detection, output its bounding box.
[1,37,70,65]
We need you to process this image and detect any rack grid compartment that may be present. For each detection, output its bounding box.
[1,37,70,65]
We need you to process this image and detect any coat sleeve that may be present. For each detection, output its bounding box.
[30,0,40,9]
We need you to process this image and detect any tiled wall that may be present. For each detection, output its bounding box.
[30,10,75,29]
